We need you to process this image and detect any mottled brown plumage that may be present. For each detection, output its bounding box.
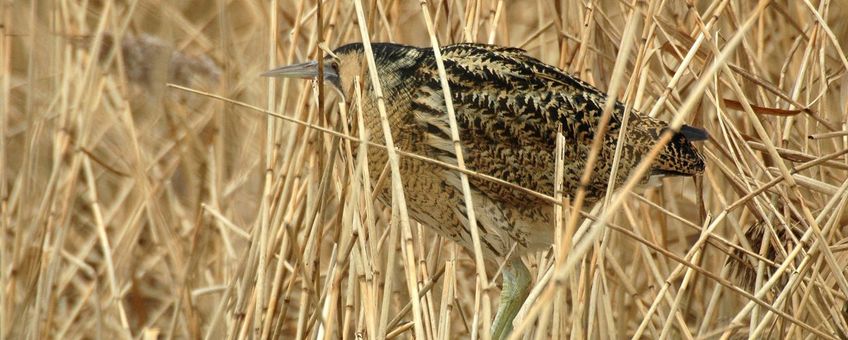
[265,42,707,338]
[292,42,705,257]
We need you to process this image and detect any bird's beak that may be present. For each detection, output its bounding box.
[263,60,343,97]
[262,60,336,79]
[262,60,317,78]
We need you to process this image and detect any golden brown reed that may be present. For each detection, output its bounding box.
[4,0,848,339]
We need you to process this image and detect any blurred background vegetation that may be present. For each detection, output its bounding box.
[4,0,848,338]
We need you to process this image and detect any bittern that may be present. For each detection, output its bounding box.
[265,43,706,338]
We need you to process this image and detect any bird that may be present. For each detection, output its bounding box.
[264,42,707,339]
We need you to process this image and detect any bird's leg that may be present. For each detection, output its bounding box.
[491,258,531,340]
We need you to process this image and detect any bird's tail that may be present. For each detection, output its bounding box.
[650,125,707,177]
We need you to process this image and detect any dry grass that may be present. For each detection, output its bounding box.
[5,0,848,338]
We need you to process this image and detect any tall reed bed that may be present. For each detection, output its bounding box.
[4,0,848,338]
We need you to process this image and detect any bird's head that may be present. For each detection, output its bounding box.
[262,44,372,100]
[263,43,420,100]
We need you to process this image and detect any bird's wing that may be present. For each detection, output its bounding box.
[413,43,706,205]
[409,44,642,204]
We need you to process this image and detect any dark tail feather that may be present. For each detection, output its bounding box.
[652,125,708,177]
[680,125,709,141]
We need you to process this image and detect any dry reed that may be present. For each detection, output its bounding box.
[4,0,848,339]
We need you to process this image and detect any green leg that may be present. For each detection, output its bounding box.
[491,258,531,340]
